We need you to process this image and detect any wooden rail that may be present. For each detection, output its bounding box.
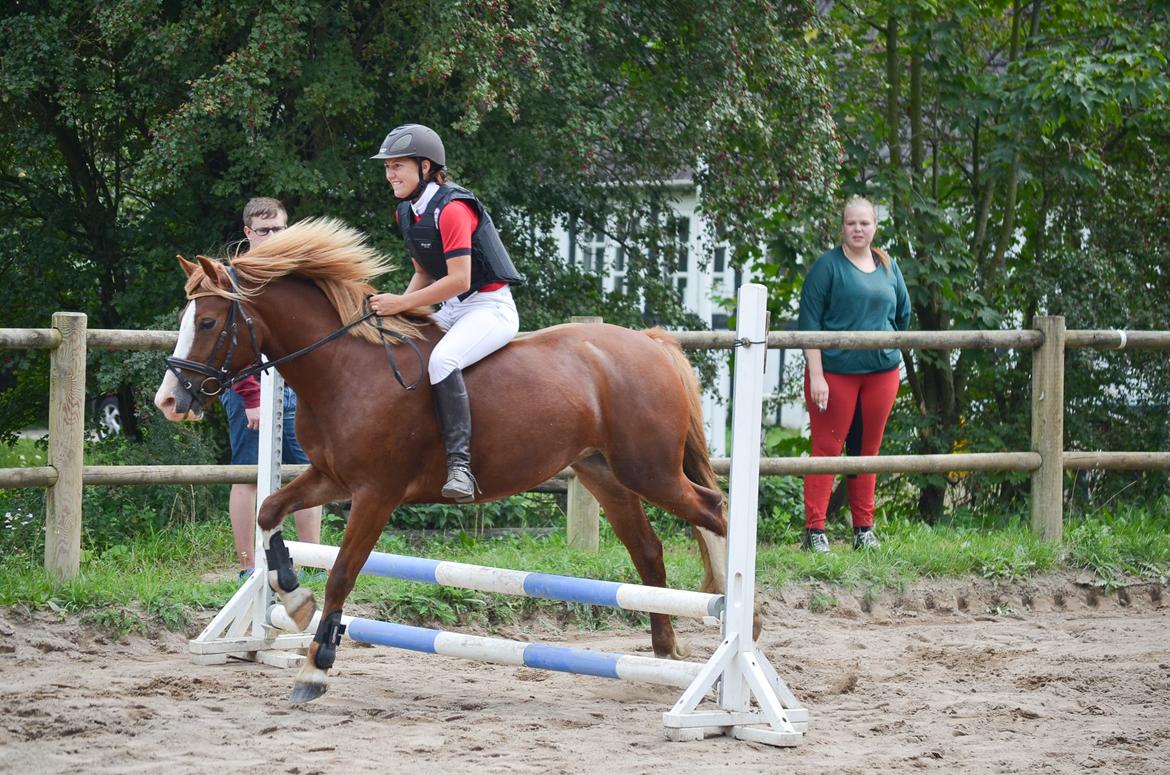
[4,315,1170,579]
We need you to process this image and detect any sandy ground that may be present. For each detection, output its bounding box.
[2,575,1168,775]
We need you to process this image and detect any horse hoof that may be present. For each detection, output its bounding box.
[284,586,316,631]
[290,680,328,704]
[656,642,691,661]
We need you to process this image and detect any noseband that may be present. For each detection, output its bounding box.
[165,268,423,406]
[164,284,261,401]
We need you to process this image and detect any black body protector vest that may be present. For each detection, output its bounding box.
[396,184,525,300]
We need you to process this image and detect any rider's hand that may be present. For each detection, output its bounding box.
[369,293,408,317]
[245,406,261,431]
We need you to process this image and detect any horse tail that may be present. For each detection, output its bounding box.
[643,328,722,499]
[645,328,730,595]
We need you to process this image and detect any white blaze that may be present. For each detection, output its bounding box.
[154,301,200,419]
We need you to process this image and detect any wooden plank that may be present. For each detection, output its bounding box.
[12,325,1170,354]
[0,467,58,488]
[255,650,307,669]
[670,329,1045,351]
[11,454,1058,491]
[566,471,600,551]
[1065,330,1170,349]
[566,316,603,551]
[45,312,87,581]
[81,464,309,485]
[1031,316,1066,542]
[1063,451,1170,470]
[711,452,1041,476]
[188,634,313,655]
[87,329,178,350]
[0,328,60,349]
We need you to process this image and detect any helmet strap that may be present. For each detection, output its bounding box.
[409,158,430,202]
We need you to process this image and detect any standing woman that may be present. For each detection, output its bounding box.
[797,196,911,552]
[367,124,525,502]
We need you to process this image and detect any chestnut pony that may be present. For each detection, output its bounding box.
[154,218,731,703]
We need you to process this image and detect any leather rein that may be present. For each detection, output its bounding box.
[164,268,423,403]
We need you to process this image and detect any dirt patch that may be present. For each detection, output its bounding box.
[2,575,1168,774]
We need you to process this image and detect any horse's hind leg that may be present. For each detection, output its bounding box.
[256,466,350,632]
[604,455,761,640]
[572,456,687,660]
[292,486,399,703]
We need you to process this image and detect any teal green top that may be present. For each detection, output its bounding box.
[797,246,912,374]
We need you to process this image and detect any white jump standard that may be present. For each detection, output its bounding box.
[190,283,808,746]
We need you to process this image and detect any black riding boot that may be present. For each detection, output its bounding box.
[431,369,477,502]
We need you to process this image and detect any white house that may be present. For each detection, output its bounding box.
[551,179,807,455]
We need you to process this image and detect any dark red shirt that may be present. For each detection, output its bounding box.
[232,375,261,408]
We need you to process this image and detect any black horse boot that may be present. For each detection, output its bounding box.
[431,369,477,502]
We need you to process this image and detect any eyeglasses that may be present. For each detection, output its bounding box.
[250,226,285,237]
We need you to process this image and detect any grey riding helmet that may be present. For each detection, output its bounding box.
[370,124,446,167]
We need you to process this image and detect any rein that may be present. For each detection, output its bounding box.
[165,270,423,403]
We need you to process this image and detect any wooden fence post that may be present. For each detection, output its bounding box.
[566,316,602,551]
[1030,315,1065,542]
[45,311,87,580]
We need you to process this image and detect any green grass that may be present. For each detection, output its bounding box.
[1064,503,1170,590]
[0,437,47,468]
[0,502,1167,637]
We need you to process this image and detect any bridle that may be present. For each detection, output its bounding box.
[165,267,423,408]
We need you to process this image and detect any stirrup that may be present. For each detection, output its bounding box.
[442,463,478,503]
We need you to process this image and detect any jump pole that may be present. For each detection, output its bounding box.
[268,606,706,689]
[284,540,724,621]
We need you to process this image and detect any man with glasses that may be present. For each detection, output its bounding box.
[221,197,322,581]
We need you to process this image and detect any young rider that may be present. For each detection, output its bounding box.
[367,124,524,502]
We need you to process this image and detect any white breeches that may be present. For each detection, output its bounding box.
[429,286,519,383]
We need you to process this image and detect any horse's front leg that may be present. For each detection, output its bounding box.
[257,465,349,632]
[291,487,400,704]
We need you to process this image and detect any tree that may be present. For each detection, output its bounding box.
[797,0,1170,520]
[0,0,838,435]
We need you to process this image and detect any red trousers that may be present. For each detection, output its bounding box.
[803,367,901,530]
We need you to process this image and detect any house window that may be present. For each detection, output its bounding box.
[585,231,606,274]
[668,216,690,305]
[713,245,727,292]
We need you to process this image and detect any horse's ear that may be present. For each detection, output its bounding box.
[195,255,232,289]
[177,255,199,278]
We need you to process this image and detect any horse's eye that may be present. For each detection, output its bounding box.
[199,318,217,330]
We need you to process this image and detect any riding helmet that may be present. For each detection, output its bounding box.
[370,124,446,167]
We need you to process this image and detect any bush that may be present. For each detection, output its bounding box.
[756,476,805,544]
[389,492,566,532]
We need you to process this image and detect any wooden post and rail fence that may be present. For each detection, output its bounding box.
[2,314,1169,581]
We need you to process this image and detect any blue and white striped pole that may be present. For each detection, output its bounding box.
[267,606,703,689]
[287,541,723,621]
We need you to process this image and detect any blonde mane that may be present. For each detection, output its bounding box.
[185,217,428,343]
